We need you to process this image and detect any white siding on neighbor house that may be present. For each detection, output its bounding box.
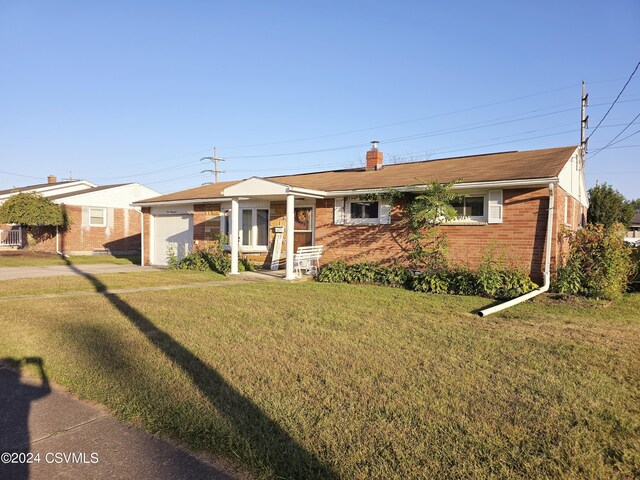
[0,180,96,204]
[59,183,160,209]
[557,147,588,208]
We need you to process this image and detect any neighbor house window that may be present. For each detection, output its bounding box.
[89,208,106,227]
[450,196,485,221]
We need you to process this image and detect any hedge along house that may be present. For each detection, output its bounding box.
[0,176,159,255]
[134,144,588,282]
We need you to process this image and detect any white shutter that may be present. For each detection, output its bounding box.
[379,200,391,224]
[81,206,89,226]
[334,197,345,225]
[107,207,114,228]
[487,190,503,224]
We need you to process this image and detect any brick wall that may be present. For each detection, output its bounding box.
[315,187,579,284]
[31,205,142,255]
[142,207,151,265]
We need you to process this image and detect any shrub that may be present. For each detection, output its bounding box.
[630,244,640,292]
[315,261,349,283]
[317,261,537,299]
[555,224,635,300]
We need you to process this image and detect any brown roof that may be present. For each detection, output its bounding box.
[139,180,240,203]
[269,146,578,191]
[0,180,76,196]
[138,146,578,203]
[46,184,130,201]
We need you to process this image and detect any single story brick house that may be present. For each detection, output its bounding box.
[134,144,588,282]
[0,176,158,255]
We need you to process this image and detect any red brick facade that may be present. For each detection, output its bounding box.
[142,186,584,281]
[24,205,143,255]
[315,187,582,284]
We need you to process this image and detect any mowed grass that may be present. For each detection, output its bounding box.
[0,251,140,267]
[1,282,639,479]
[0,270,227,298]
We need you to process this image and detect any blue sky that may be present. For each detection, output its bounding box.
[1,1,639,198]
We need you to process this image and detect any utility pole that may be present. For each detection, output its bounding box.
[200,146,225,184]
[580,80,589,160]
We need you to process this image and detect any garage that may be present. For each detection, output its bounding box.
[153,214,193,265]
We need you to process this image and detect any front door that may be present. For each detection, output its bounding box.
[293,207,313,251]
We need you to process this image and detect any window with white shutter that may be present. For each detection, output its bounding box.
[487,190,503,224]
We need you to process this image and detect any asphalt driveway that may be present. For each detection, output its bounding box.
[0,264,156,281]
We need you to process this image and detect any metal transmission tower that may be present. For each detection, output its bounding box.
[201,146,225,184]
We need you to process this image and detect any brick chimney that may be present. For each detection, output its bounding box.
[47,175,57,184]
[365,141,383,171]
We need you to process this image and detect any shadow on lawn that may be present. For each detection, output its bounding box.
[60,257,337,479]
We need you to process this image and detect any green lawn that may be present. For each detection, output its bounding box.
[0,252,140,267]
[1,280,639,479]
[0,270,226,298]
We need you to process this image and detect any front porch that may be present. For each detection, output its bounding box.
[222,178,325,280]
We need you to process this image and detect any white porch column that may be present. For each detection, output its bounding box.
[230,197,239,275]
[285,193,296,280]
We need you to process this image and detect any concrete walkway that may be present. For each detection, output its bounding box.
[0,264,155,281]
[0,366,238,480]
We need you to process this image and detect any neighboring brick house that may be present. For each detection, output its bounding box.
[134,145,588,282]
[0,177,158,255]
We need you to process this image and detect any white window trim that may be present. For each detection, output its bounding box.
[222,207,269,253]
[446,194,488,224]
[345,198,381,225]
[88,207,107,227]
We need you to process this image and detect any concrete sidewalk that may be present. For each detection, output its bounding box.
[0,264,155,281]
[0,366,238,480]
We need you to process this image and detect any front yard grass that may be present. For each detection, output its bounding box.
[0,270,227,298]
[1,282,639,479]
[0,251,140,267]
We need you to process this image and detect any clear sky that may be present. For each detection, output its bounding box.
[1,1,639,199]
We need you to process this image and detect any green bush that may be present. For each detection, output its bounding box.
[630,244,640,292]
[167,243,232,275]
[317,261,537,299]
[555,224,636,300]
[315,261,349,283]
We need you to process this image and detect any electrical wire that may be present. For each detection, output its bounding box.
[587,59,640,141]
[589,112,640,158]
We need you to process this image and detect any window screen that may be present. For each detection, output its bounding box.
[350,202,379,219]
[89,208,105,226]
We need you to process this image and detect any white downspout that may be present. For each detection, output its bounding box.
[479,183,555,317]
[139,209,145,266]
[55,226,64,256]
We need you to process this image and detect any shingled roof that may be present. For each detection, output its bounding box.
[139,146,578,203]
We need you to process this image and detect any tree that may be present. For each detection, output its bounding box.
[369,180,460,270]
[587,183,636,227]
[0,192,66,227]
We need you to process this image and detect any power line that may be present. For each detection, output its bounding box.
[587,59,640,141]
[589,112,640,158]
[0,170,42,180]
[222,79,630,151]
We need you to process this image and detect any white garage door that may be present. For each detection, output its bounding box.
[153,214,193,265]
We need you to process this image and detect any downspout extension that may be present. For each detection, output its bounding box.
[479,183,555,317]
[55,226,66,257]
